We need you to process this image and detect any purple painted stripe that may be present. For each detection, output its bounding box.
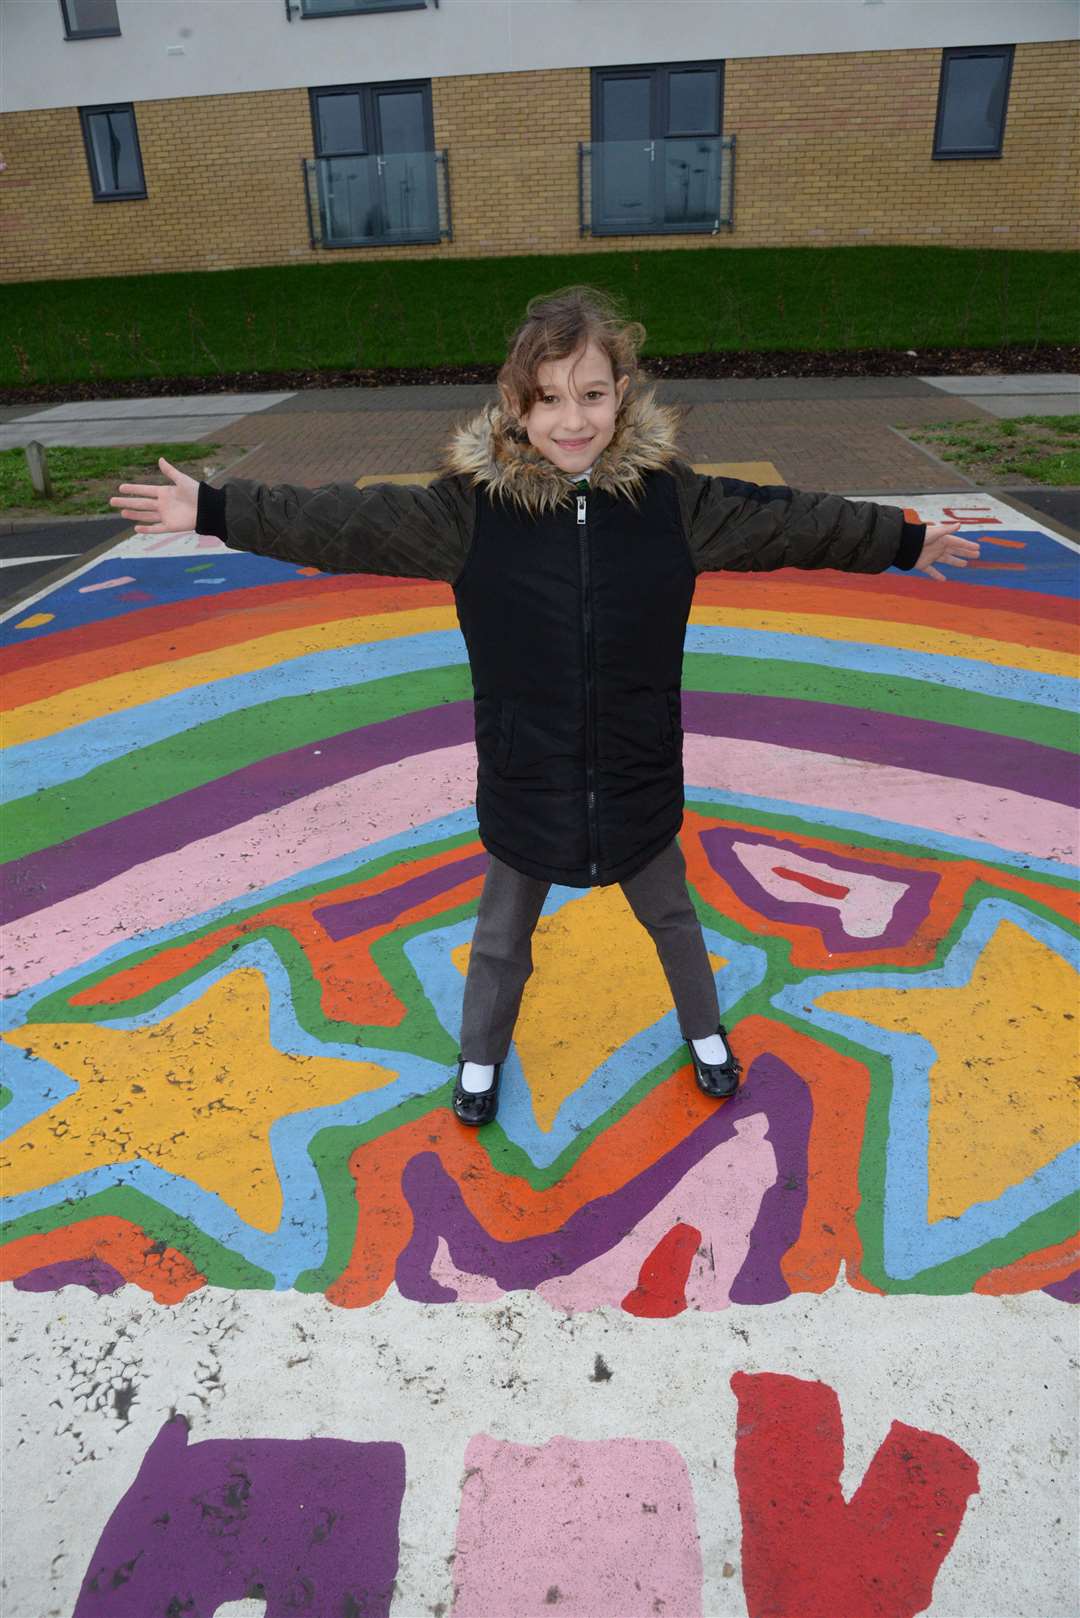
[394,1055,808,1303]
[684,692,1080,811]
[13,1258,125,1296]
[313,850,489,940]
[2,704,475,925]
[8,689,1073,926]
[700,825,940,954]
[1043,1269,1080,1303]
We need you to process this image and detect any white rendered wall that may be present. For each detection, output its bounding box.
[0,0,1076,114]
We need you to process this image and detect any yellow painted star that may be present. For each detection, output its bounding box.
[1,968,396,1232]
[818,918,1079,1220]
[452,886,727,1132]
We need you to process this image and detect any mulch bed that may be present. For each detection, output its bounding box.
[2,344,1076,406]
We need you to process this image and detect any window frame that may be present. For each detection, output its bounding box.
[308,78,440,247]
[60,0,121,39]
[298,0,427,18]
[590,58,726,238]
[932,43,1015,161]
[309,78,435,161]
[79,103,147,201]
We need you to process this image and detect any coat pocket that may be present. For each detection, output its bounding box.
[657,690,682,754]
[475,695,515,775]
[496,697,517,774]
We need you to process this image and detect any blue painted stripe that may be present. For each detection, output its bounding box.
[4,624,1072,802]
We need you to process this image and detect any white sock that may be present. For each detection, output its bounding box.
[690,1031,731,1066]
[461,1061,496,1093]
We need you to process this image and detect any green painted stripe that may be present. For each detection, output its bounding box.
[0,1185,276,1292]
[685,653,1077,753]
[5,653,1070,861]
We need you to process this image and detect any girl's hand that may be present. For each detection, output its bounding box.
[915,519,981,581]
[109,456,199,535]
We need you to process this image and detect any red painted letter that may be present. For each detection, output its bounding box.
[732,1372,979,1618]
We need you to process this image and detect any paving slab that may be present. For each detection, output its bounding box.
[1,483,1076,1617]
[18,392,297,420]
[919,373,1079,394]
[960,392,1078,418]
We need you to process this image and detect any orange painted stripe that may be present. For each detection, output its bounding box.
[694,575,1077,652]
[973,1234,1079,1295]
[0,571,434,678]
[681,809,1079,974]
[1,579,452,710]
[72,843,486,1023]
[0,1215,206,1304]
[326,1011,876,1308]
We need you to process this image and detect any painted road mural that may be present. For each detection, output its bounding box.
[1,489,1076,1616]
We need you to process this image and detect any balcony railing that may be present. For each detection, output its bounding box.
[302,149,452,249]
[579,135,736,237]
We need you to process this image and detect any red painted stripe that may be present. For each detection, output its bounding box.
[771,864,850,899]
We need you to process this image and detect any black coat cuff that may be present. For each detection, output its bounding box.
[893,520,925,571]
[196,480,229,542]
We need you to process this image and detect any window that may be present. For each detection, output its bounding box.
[933,45,1014,159]
[61,0,120,38]
[309,81,439,244]
[80,105,146,200]
[299,0,426,16]
[590,61,728,235]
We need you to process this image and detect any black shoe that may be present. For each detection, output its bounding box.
[451,1055,503,1126]
[687,1023,742,1099]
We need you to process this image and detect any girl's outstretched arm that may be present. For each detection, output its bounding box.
[111,457,474,583]
[670,462,978,578]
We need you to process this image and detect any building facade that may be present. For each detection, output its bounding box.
[0,0,1076,284]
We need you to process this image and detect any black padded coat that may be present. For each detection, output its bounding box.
[195,390,925,888]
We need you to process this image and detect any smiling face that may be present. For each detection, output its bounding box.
[514,340,630,475]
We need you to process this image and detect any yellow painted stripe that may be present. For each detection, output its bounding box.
[353,463,786,488]
[692,462,786,483]
[694,605,1074,675]
[6,603,1068,746]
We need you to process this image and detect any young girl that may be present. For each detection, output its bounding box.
[111,286,976,1127]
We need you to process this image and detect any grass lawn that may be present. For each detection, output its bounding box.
[905,414,1080,486]
[0,442,228,519]
[4,246,1078,388]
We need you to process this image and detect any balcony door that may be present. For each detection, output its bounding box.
[591,62,724,234]
[311,80,437,244]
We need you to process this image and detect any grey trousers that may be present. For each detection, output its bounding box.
[459,836,721,1063]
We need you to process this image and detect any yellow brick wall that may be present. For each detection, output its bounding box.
[1,39,1076,283]
[725,41,1080,250]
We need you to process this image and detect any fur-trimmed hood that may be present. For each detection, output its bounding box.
[442,387,682,514]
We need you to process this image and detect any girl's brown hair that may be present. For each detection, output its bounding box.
[498,285,647,423]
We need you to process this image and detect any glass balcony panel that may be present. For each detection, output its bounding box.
[313,150,440,244]
[587,136,733,235]
[662,136,724,227]
[594,138,656,229]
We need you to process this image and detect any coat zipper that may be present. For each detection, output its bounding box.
[577,492,600,881]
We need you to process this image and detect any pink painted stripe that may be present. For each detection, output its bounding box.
[77,576,136,593]
[684,736,1076,864]
[5,739,1071,995]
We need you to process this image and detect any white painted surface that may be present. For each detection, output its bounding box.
[1,0,1075,114]
[1,1281,1075,1617]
